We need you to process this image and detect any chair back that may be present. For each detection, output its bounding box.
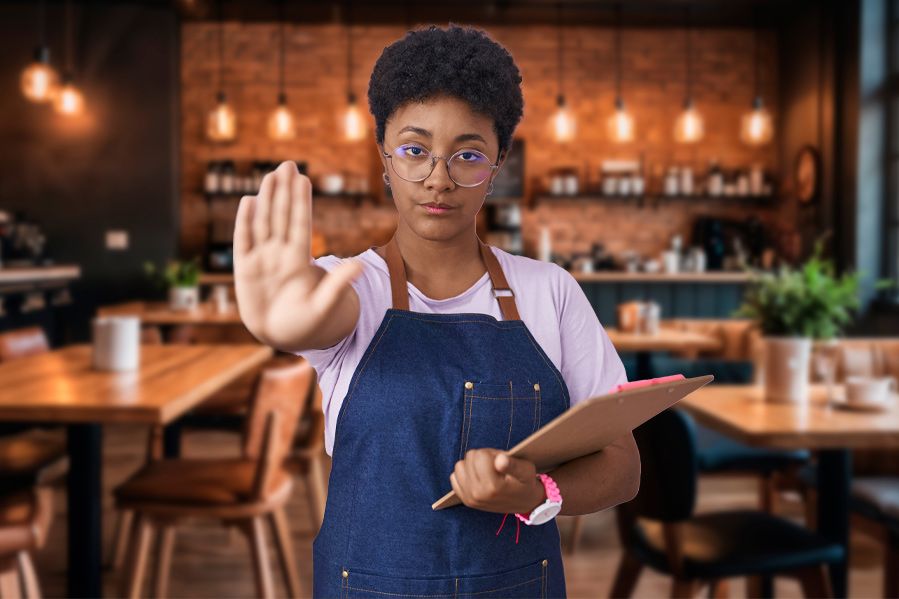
[0,327,49,362]
[243,359,315,498]
[630,408,698,522]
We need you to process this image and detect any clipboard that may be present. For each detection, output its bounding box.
[431,374,714,510]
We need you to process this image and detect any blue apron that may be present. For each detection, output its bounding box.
[313,236,571,598]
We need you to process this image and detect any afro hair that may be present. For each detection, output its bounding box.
[367,24,524,155]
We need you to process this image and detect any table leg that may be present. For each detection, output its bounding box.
[67,424,103,598]
[817,449,851,598]
[634,351,654,380]
[163,420,182,458]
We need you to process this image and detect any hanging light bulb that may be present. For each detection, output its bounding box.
[674,11,703,144]
[268,4,295,141]
[740,97,773,145]
[344,93,366,141]
[21,47,59,103]
[606,99,635,143]
[21,1,58,103]
[268,93,296,140]
[740,24,774,146]
[674,99,704,144]
[553,95,575,143]
[207,91,237,142]
[53,74,84,116]
[606,5,635,143]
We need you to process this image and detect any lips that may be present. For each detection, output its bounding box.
[421,202,454,209]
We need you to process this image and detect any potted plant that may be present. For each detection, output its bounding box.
[144,258,202,312]
[736,247,860,403]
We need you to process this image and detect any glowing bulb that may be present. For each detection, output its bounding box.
[552,95,575,142]
[268,95,296,140]
[206,92,237,142]
[674,101,704,144]
[53,81,84,116]
[21,50,59,103]
[740,99,773,146]
[606,99,635,143]
[344,99,366,141]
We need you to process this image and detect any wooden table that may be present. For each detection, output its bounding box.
[681,384,899,597]
[606,327,723,379]
[0,344,273,597]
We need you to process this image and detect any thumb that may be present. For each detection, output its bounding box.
[494,453,536,484]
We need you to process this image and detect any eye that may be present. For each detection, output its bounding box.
[458,151,486,162]
[399,144,427,158]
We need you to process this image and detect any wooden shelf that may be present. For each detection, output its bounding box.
[533,193,776,205]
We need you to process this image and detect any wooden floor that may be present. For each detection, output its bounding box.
[32,423,885,598]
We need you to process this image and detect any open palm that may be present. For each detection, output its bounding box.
[233,161,361,349]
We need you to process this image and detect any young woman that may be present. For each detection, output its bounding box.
[234,24,640,599]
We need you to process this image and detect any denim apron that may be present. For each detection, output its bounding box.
[313,236,571,598]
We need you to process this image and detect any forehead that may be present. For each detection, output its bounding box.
[386,95,496,143]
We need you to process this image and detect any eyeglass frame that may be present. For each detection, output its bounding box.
[382,144,501,188]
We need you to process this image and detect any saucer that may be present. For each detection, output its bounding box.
[831,399,890,413]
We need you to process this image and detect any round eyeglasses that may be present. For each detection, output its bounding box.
[383,144,499,188]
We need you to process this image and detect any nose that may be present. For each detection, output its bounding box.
[423,156,456,193]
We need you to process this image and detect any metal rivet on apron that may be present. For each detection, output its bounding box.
[542,559,548,567]
[342,570,348,578]
[534,383,540,391]
[465,381,473,390]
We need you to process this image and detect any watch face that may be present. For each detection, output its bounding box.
[531,501,563,525]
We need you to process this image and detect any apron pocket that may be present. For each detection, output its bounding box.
[341,559,548,599]
[459,381,542,459]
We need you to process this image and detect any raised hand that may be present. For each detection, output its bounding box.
[233,161,362,351]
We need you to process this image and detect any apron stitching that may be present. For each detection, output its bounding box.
[505,381,513,450]
[458,389,468,462]
[532,385,539,432]
[464,393,474,454]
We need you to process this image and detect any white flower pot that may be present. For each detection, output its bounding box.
[169,286,199,312]
[764,336,812,404]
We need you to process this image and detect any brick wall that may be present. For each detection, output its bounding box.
[181,23,784,260]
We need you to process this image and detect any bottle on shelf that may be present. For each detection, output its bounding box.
[204,161,221,194]
[706,159,723,197]
[220,160,236,194]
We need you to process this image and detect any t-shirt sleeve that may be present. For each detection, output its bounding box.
[555,267,627,406]
[295,254,365,376]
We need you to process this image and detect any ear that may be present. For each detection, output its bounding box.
[489,148,508,183]
[377,142,388,171]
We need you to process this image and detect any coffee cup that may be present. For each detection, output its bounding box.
[845,376,897,406]
[92,316,140,372]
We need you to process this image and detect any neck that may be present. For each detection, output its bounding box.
[391,221,486,299]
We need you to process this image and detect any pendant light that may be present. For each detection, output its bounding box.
[20,0,59,103]
[206,0,236,142]
[606,3,634,143]
[552,3,575,143]
[53,0,84,116]
[674,8,703,144]
[343,3,365,141]
[740,21,773,146]
[267,1,295,140]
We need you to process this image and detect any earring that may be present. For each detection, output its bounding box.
[486,181,494,196]
[382,172,391,187]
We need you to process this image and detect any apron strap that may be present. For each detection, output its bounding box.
[380,235,521,321]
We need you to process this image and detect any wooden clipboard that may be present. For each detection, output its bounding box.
[431,374,714,510]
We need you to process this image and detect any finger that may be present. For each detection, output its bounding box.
[271,162,294,242]
[233,195,255,258]
[494,453,536,484]
[474,449,502,489]
[253,170,276,243]
[288,171,312,260]
[451,467,468,505]
[309,259,363,313]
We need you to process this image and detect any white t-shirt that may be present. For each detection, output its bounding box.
[299,247,627,455]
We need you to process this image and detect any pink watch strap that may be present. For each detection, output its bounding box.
[515,473,561,523]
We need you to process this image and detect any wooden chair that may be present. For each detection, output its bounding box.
[610,409,841,598]
[113,359,315,599]
[0,487,53,599]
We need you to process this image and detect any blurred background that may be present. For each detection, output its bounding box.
[1,0,898,597]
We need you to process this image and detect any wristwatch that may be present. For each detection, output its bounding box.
[516,473,562,526]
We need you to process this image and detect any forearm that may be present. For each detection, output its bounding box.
[549,432,641,516]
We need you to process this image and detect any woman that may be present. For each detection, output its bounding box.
[234,24,640,599]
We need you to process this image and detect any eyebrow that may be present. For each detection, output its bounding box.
[397,126,487,144]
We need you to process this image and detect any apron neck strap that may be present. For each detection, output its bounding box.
[381,235,521,321]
